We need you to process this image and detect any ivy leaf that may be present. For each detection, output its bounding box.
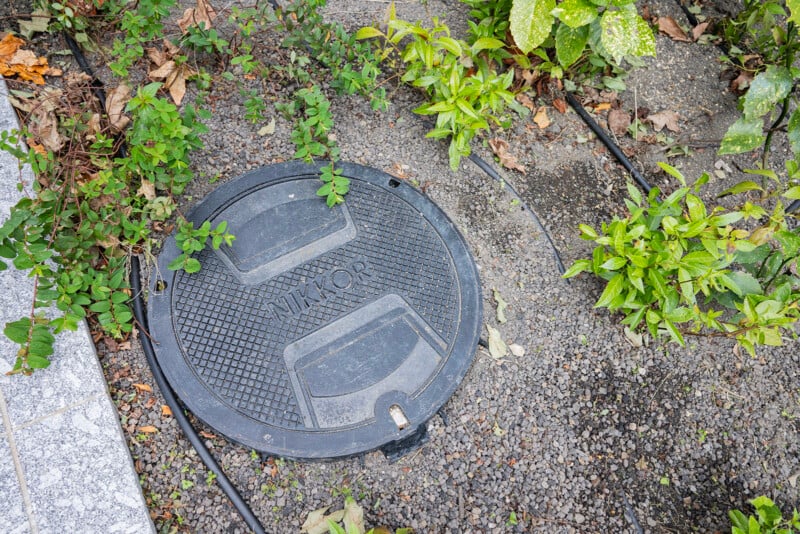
[555,0,598,28]
[509,0,556,54]
[719,117,764,155]
[742,66,793,119]
[555,24,589,68]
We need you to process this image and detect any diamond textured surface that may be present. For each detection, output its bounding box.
[149,161,481,459]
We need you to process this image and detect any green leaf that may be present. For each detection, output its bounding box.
[27,354,51,369]
[776,230,800,256]
[727,271,763,296]
[717,181,763,198]
[663,318,684,345]
[355,26,383,40]
[789,0,800,24]
[719,117,765,155]
[599,8,638,64]
[657,162,686,185]
[184,258,202,273]
[742,66,793,119]
[595,273,624,308]
[600,257,626,270]
[555,24,589,68]
[509,0,556,54]
[783,186,800,200]
[632,15,656,57]
[556,0,598,27]
[563,259,591,278]
[471,37,506,53]
[4,318,31,344]
[788,108,800,155]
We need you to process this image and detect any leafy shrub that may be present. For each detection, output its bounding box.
[564,163,800,355]
[730,496,800,534]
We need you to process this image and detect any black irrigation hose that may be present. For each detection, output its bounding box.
[64,32,267,534]
[468,154,566,275]
[564,92,654,195]
[131,258,267,534]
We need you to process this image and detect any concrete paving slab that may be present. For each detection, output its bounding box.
[0,430,32,534]
[14,396,152,533]
[0,76,154,533]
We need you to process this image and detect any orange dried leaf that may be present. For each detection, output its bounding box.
[133,383,153,393]
[139,425,158,433]
[161,405,173,417]
[533,106,551,129]
[593,102,612,112]
[489,138,526,174]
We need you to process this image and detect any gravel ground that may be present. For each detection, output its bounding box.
[2,0,800,532]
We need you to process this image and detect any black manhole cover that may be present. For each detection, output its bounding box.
[148,161,482,459]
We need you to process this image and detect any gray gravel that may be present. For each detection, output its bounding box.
[2,0,799,531]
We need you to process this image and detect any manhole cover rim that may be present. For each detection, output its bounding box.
[148,160,482,459]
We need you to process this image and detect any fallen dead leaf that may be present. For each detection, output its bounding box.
[486,324,508,359]
[133,383,153,393]
[608,109,631,137]
[258,117,276,136]
[139,425,158,433]
[0,33,61,84]
[30,104,64,152]
[199,430,216,439]
[647,110,681,133]
[533,106,551,129]
[692,21,709,41]
[552,98,567,114]
[137,179,156,201]
[488,138,526,174]
[515,93,536,112]
[148,60,195,105]
[105,84,131,131]
[161,405,173,417]
[730,71,753,94]
[657,16,691,42]
[177,0,217,33]
[593,102,612,112]
[508,343,526,357]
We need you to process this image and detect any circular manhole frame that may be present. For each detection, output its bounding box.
[148,161,482,459]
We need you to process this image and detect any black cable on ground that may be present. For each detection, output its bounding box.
[564,92,654,195]
[65,31,268,534]
[131,257,267,534]
[468,153,566,275]
[620,491,644,534]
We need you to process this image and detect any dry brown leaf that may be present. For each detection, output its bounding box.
[137,179,156,201]
[177,0,217,33]
[515,93,536,112]
[139,426,158,433]
[657,16,691,42]
[593,102,612,112]
[86,113,101,135]
[148,60,195,105]
[533,106,550,129]
[105,84,131,131]
[97,233,121,249]
[161,405,172,417]
[488,138,526,174]
[608,109,631,137]
[133,383,153,393]
[647,110,681,133]
[0,33,61,84]
[552,98,567,114]
[731,71,753,93]
[692,21,709,41]
[30,106,64,152]
[199,430,216,439]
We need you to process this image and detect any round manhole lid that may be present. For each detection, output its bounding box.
[148,161,482,459]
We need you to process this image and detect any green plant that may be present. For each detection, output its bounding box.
[730,496,800,534]
[564,163,800,355]
[719,1,800,178]
[508,0,655,71]
[361,9,516,169]
[168,220,235,274]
